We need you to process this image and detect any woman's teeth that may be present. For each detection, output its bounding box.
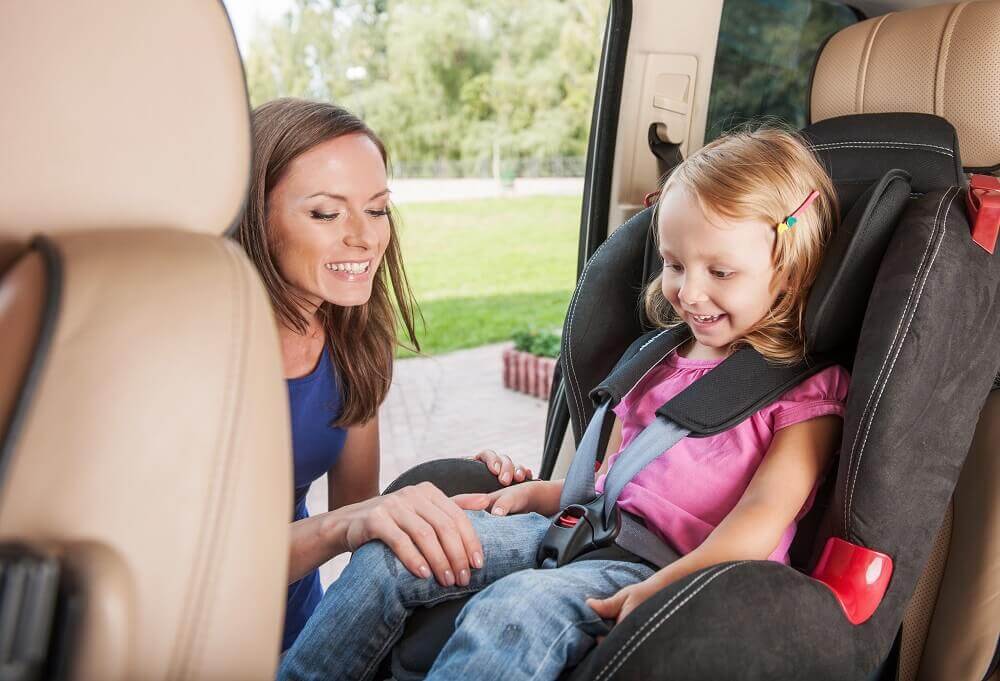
[326,261,370,274]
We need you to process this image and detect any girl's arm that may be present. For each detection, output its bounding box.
[483,416,623,516]
[589,414,842,623]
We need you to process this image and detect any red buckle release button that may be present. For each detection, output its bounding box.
[810,537,893,625]
[556,513,580,528]
[966,174,1000,254]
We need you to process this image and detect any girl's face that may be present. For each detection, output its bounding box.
[266,133,391,313]
[657,184,785,360]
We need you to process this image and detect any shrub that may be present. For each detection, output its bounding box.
[511,328,561,358]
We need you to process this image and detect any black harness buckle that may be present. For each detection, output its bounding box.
[536,495,621,568]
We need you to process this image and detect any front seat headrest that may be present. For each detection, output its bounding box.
[811,0,1000,171]
[0,1,250,237]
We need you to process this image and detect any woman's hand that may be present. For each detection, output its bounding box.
[586,576,664,628]
[340,482,491,588]
[471,449,533,486]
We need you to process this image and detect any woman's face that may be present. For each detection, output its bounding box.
[267,133,391,312]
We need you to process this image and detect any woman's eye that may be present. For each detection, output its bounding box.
[366,208,390,218]
[310,210,339,221]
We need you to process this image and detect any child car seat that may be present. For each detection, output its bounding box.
[383,2,1000,679]
[384,109,998,681]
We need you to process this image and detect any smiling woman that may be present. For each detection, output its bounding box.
[232,98,527,652]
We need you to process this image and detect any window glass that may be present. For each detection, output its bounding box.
[705,0,858,141]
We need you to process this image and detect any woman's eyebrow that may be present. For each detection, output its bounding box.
[306,189,390,201]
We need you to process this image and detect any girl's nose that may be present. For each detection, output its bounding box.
[678,276,708,306]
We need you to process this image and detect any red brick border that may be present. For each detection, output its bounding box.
[502,349,557,399]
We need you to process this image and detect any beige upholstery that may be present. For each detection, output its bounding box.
[913,391,1000,681]
[811,0,1000,169]
[0,1,250,238]
[0,2,291,679]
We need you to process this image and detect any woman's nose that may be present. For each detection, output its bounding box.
[342,212,376,250]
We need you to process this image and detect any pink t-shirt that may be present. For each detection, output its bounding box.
[595,351,849,564]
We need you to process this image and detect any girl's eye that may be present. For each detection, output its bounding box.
[366,208,390,218]
[664,262,683,273]
[711,270,734,279]
[310,210,339,221]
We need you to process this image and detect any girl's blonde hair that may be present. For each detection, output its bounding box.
[644,126,838,364]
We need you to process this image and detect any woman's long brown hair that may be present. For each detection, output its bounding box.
[236,98,420,427]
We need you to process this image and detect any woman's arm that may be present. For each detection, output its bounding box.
[287,416,492,587]
[589,414,842,623]
[328,415,380,510]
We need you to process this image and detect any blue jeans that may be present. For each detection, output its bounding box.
[277,511,656,681]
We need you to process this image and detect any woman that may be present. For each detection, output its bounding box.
[236,98,533,651]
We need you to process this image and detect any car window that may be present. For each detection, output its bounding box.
[705,0,859,141]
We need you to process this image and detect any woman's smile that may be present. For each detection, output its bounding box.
[325,259,373,282]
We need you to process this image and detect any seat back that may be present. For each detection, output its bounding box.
[812,4,1000,679]
[0,3,291,679]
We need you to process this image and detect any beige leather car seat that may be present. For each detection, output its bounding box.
[0,2,291,680]
[812,3,1000,680]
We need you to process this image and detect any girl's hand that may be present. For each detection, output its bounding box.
[342,482,491,588]
[471,449,533,486]
[481,480,542,516]
[586,577,663,628]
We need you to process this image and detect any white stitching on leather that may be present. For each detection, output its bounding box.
[810,140,954,154]
[809,142,953,157]
[842,189,950,538]
[595,562,750,680]
[843,188,957,540]
[564,224,636,434]
[592,566,722,681]
[638,328,669,352]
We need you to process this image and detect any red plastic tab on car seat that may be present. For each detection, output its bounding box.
[810,537,893,625]
[966,174,1000,254]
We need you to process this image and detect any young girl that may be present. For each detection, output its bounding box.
[278,128,850,681]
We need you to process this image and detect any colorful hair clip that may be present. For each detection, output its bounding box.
[777,190,820,234]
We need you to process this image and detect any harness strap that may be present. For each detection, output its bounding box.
[616,512,681,569]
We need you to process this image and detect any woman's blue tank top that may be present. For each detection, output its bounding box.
[283,345,348,651]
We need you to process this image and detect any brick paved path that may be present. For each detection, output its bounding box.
[306,342,550,585]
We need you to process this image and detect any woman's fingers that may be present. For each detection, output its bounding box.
[428,492,486,573]
[404,483,480,586]
[368,515,431,580]
[392,505,459,587]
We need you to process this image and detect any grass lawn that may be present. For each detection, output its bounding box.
[393,195,581,357]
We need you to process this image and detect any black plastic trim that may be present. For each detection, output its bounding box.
[577,0,632,275]
[0,237,63,494]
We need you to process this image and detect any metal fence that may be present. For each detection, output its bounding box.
[391,156,586,179]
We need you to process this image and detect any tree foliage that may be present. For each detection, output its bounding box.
[245,0,607,164]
